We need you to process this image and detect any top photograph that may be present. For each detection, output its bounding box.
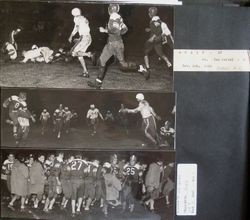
[0,1,174,91]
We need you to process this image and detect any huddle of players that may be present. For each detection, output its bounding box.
[2,152,174,217]
[1,4,173,89]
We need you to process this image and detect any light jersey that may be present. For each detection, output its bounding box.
[6,95,27,113]
[74,15,90,36]
[123,163,143,182]
[64,111,72,121]
[69,159,88,179]
[136,100,153,119]
[1,159,14,180]
[5,43,17,60]
[41,112,50,121]
[54,109,64,120]
[87,108,100,119]
[160,127,175,136]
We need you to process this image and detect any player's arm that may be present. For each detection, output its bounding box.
[2,97,12,108]
[98,111,104,120]
[86,110,91,119]
[69,20,78,43]
[126,106,140,114]
[150,106,161,120]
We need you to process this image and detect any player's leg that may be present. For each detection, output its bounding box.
[155,43,172,68]
[9,112,19,137]
[8,194,19,210]
[88,44,113,88]
[143,118,158,145]
[71,180,77,216]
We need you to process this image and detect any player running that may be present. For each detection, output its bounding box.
[87,4,138,89]
[40,109,50,135]
[86,104,104,136]
[69,8,95,77]
[3,92,36,143]
[63,107,73,134]
[123,93,161,146]
[53,105,65,139]
[138,7,172,80]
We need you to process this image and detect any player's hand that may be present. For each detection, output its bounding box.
[148,35,156,43]
[68,36,72,43]
[156,115,161,121]
[99,27,107,33]
[145,27,151,32]
[3,103,7,108]
[31,117,36,123]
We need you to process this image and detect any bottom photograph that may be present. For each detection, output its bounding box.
[0,149,175,220]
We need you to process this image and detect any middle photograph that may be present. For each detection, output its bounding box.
[1,88,176,151]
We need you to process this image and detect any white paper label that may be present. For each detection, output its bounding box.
[176,163,197,216]
[174,50,250,72]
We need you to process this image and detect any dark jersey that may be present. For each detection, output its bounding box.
[4,96,27,113]
[50,158,63,177]
[69,159,88,179]
[123,163,143,183]
[149,16,163,43]
[60,162,71,180]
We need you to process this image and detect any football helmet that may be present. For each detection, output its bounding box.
[136,93,144,101]
[71,8,81,16]
[148,7,158,17]
[108,4,120,15]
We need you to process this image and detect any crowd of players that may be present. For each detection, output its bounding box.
[3,92,175,148]
[1,152,175,217]
[1,4,173,89]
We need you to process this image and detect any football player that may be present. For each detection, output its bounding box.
[118,104,129,135]
[160,120,175,148]
[69,8,95,77]
[1,27,21,61]
[60,154,74,210]
[86,104,104,136]
[3,92,35,139]
[123,93,161,146]
[43,152,64,213]
[1,153,15,199]
[121,155,143,213]
[40,109,50,135]
[138,7,172,80]
[69,154,89,217]
[53,104,65,139]
[87,4,138,89]
[63,107,73,134]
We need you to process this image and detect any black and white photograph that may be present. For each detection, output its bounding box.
[1,148,175,220]
[0,1,174,91]
[1,88,176,150]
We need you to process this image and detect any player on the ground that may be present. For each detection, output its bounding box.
[138,7,172,80]
[123,93,161,146]
[40,109,50,135]
[121,155,143,213]
[86,104,104,136]
[160,120,175,148]
[87,4,138,89]
[69,8,95,77]
[3,92,36,139]
[43,152,64,213]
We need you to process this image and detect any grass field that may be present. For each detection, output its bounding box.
[0,58,172,91]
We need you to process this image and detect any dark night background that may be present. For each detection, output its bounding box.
[1,88,175,127]
[0,1,174,57]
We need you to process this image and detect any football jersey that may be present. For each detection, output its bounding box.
[87,108,100,119]
[150,16,163,38]
[44,159,54,177]
[50,158,63,177]
[60,162,71,180]
[54,109,64,120]
[1,159,14,180]
[107,12,127,42]
[74,15,90,36]
[5,43,17,60]
[64,111,72,121]
[123,163,143,182]
[4,95,27,113]
[134,100,153,119]
[87,164,100,179]
[40,112,50,121]
[69,159,88,179]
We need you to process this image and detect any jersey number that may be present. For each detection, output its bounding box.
[71,161,83,171]
[125,167,136,175]
[14,103,20,109]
